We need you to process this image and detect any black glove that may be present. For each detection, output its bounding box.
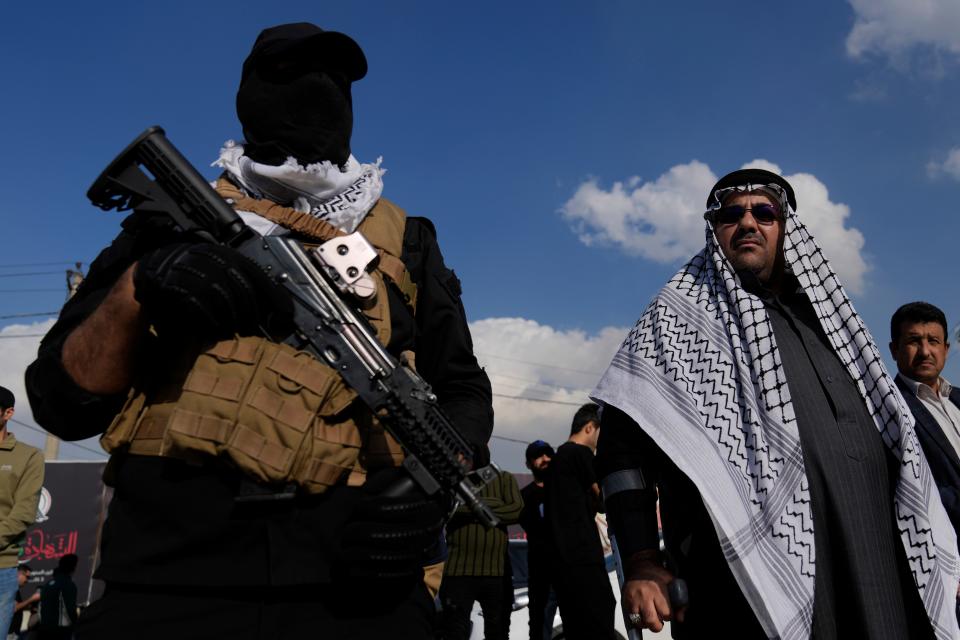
[134,243,293,340]
[337,468,446,581]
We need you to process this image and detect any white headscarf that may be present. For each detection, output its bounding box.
[592,205,960,639]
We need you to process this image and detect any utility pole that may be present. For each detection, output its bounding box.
[66,262,85,299]
[44,436,60,461]
[44,262,86,460]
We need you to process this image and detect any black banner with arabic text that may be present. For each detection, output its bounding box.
[19,461,108,605]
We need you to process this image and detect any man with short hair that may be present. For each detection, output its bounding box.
[439,445,522,640]
[544,403,616,640]
[0,388,43,640]
[518,440,556,640]
[9,564,39,640]
[594,168,958,639]
[890,302,960,541]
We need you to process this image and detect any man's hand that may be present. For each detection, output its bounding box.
[622,550,685,632]
[337,468,445,581]
[134,243,293,340]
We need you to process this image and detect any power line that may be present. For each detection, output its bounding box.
[489,371,587,393]
[492,392,586,407]
[0,289,63,293]
[490,434,534,444]
[0,334,46,339]
[490,380,588,403]
[8,418,107,459]
[0,312,58,320]
[0,262,77,269]
[0,271,65,279]
[476,351,604,377]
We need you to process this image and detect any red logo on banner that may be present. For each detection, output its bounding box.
[23,529,79,561]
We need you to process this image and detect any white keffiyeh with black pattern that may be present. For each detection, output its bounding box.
[592,210,960,639]
[214,141,384,234]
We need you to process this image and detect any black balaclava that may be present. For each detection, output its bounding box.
[237,66,353,168]
[236,23,367,168]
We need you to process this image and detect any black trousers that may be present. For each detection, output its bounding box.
[75,579,435,640]
[527,567,554,640]
[439,576,509,640]
[552,563,616,640]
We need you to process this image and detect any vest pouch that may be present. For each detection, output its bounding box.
[256,346,366,493]
[101,387,148,454]
[156,336,338,487]
[293,383,365,494]
[105,191,419,492]
[362,271,392,347]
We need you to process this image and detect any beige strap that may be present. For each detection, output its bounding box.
[377,251,406,285]
[216,177,345,244]
[216,176,417,311]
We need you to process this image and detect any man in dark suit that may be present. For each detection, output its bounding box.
[891,302,960,533]
[891,301,960,617]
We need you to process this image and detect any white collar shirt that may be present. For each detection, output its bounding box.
[901,374,960,461]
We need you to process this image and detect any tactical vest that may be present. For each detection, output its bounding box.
[101,178,418,492]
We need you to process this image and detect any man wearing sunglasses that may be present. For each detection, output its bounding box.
[593,168,957,639]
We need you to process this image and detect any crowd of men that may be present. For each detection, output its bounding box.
[0,18,957,640]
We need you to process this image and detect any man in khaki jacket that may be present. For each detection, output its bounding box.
[0,387,43,638]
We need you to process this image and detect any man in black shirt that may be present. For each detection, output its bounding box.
[544,404,616,640]
[37,554,78,640]
[595,169,957,639]
[25,22,492,640]
[518,440,556,640]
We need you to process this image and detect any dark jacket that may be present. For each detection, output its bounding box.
[896,374,960,534]
[39,570,78,628]
[25,210,493,588]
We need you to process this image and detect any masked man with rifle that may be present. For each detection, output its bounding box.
[25,23,493,639]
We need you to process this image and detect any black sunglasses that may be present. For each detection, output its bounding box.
[707,203,781,226]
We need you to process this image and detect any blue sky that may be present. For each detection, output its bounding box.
[2,0,959,467]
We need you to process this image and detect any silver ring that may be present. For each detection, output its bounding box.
[628,613,643,627]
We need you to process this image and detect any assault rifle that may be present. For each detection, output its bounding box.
[87,126,500,528]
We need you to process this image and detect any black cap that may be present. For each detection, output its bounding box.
[241,23,367,85]
[525,440,555,462]
[0,386,13,410]
[706,168,797,211]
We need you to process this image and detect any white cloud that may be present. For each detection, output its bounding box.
[743,160,869,295]
[0,320,55,451]
[561,161,715,263]
[561,160,870,294]
[846,0,960,61]
[469,317,628,468]
[2,315,634,469]
[927,148,960,181]
[0,320,105,459]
